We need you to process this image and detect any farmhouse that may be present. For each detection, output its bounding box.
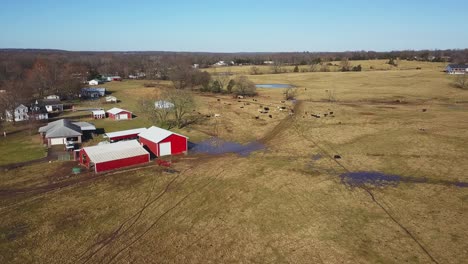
[5,104,29,122]
[81,87,106,98]
[34,99,63,113]
[107,107,132,120]
[30,104,49,120]
[104,127,147,142]
[79,140,150,173]
[139,126,188,157]
[91,110,106,119]
[446,64,468,74]
[38,119,96,147]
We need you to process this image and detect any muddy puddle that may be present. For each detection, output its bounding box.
[340,171,468,188]
[190,137,265,156]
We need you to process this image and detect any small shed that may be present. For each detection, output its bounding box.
[104,127,147,142]
[138,126,188,157]
[107,107,132,120]
[88,79,99,85]
[79,140,150,173]
[106,96,117,103]
[91,110,106,119]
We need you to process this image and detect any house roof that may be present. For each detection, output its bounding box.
[73,121,96,131]
[447,64,468,69]
[36,99,62,106]
[82,140,149,163]
[82,87,106,92]
[15,104,28,110]
[39,119,82,138]
[138,126,187,143]
[104,128,147,139]
[92,110,106,115]
[107,107,131,115]
[38,119,95,137]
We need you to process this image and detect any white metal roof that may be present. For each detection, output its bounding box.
[138,126,187,143]
[107,107,131,115]
[73,121,96,131]
[83,140,149,163]
[92,110,105,115]
[104,127,147,139]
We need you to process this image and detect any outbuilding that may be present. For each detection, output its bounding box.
[104,127,147,142]
[91,110,106,119]
[107,107,132,120]
[138,126,188,157]
[79,140,150,173]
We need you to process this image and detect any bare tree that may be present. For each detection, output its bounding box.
[454,74,467,89]
[250,66,261,75]
[270,61,284,74]
[233,76,256,96]
[161,89,195,128]
[284,86,298,100]
[340,58,352,71]
[139,94,173,127]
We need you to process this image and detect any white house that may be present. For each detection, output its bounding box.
[155,100,175,109]
[446,64,468,74]
[5,104,29,122]
[213,61,228,67]
[88,79,99,85]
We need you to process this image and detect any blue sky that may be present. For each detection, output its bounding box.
[0,0,467,52]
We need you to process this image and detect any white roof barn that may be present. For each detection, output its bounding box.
[107,107,131,115]
[81,140,149,164]
[138,126,186,143]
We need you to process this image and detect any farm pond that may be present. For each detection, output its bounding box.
[255,84,293,89]
[190,137,265,156]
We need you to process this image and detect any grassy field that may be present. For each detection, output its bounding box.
[205,59,447,75]
[1,62,467,263]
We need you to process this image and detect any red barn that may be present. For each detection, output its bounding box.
[106,107,132,120]
[138,126,188,157]
[79,140,150,173]
[104,127,147,142]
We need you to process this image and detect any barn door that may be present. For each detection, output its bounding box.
[119,113,128,120]
[159,142,171,156]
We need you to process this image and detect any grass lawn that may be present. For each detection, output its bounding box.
[0,128,47,166]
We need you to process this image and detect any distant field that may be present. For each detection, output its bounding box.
[204,59,447,75]
[1,62,468,263]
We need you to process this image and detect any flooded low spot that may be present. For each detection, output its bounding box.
[340,171,468,188]
[255,84,292,89]
[190,137,265,156]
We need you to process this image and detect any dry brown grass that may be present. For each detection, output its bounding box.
[1,64,467,263]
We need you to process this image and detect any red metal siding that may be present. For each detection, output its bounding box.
[139,136,159,156]
[160,134,187,155]
[109,133,140,142]
[95,154,149,173]
[108,111,132,120]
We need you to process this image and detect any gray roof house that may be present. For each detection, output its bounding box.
[39,119,96,147]
[81,87,106,98]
